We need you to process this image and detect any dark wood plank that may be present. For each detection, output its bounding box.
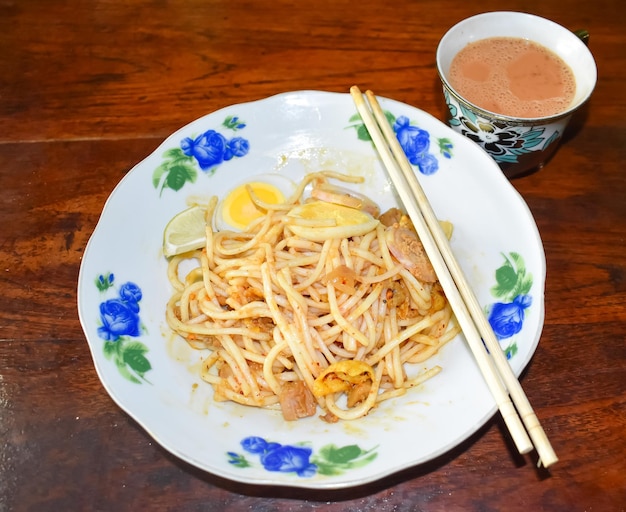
[1,1,625,510]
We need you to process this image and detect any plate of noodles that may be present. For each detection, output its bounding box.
[77,90,545,489]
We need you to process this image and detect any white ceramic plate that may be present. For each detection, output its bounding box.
[77,91,545,489]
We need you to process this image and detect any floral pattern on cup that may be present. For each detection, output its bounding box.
[444,90,562,166]
[227,436,378,478]
[485,253,534,359]
[349,111,453,175]
[152,115,250,196]
[96,273,151,384]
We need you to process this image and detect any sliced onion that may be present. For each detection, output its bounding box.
[323,264,357,294]
[311,183,380,217]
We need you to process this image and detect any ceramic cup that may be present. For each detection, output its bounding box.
[436,11,597,178]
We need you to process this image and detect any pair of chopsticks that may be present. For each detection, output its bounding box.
[350,86,558,468]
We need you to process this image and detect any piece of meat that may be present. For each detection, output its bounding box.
[278,380,317,421]
[346,379,372,408]
[319,411,339,423]
[379,208,416,230]
[378,207,403,227]
[385,225,438,283]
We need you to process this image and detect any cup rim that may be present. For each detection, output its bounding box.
[436,11,598,123]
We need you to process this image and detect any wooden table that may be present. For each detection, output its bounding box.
[1,1,624,510]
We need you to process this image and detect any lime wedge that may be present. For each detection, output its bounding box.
[163,206,207,257]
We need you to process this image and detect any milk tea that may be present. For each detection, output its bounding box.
[448,37,576,118]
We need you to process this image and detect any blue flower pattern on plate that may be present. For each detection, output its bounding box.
[349,111,453,175]
[152,115,249,196]
[393,115,440,175]
[485,253,534,359]
[96,273,152,384]
[488,294,532,341]
[240,436,317,477]
[98,279,142,341]
[228,436,378,478]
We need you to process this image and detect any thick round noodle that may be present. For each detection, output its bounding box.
[165,171,459,421]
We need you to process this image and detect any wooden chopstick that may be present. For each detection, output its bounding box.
[349,86,531,456]
[350,86,558,467]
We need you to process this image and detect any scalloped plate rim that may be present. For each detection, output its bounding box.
[77,90,545,489]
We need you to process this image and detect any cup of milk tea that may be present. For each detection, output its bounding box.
[436,11,597,178]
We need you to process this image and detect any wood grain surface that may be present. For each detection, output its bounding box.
[1,1,624,510]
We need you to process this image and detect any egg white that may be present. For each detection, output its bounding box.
[214,173,298,232]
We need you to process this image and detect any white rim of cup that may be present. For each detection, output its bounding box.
[436,11,598,123]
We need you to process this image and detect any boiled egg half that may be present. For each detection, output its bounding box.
[215,174,296,231]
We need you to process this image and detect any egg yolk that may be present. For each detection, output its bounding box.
[221,181,286,230]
